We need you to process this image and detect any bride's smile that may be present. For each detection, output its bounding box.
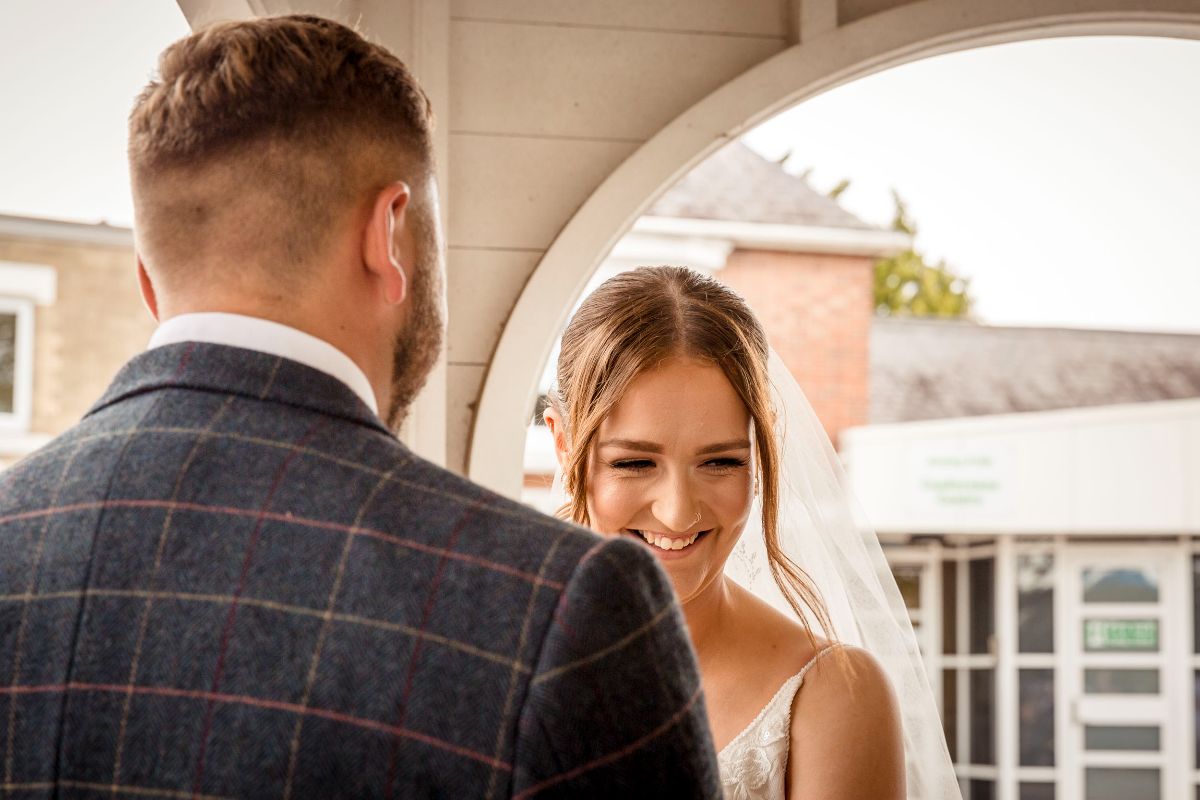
[577,356,755,599]
[624,527,712,554]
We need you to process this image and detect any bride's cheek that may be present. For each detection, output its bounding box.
[713,475,753,516]
[589,479,638,530]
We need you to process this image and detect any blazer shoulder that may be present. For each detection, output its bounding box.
[509,534,721,798]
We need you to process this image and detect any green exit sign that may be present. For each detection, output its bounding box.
[1084,619,1159,652]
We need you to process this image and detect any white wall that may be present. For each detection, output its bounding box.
[841,398,1200,535]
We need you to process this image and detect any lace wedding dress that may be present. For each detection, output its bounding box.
[716,645,837,800]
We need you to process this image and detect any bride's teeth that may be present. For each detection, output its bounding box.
[635,529,706,551]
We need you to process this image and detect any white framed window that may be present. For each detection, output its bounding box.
[0,260,56,440]
[0,295,35,432]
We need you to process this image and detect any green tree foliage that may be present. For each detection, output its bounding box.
[826,178,851,202]
[874,191,973,318]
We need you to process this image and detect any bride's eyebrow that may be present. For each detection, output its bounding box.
[597,439,662,453]
[695,440,751,455]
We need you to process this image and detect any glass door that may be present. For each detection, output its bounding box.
[1060,546,1187,800]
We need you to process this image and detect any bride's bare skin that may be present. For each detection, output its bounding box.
[548,356,905,799]
[686,577,821,750]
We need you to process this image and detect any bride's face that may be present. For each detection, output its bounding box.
[585,357,754,604]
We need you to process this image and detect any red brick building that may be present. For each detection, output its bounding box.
[643,142,905,446]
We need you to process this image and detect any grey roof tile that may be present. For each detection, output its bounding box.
[870,318,1200,423]
[647,142,878,230]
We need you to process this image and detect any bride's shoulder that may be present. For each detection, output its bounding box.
[795,642,892,700]
[785,644,905,796]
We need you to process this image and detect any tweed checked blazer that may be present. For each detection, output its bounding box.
[0,342,721,799]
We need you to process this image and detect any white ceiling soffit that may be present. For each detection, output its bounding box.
[176,1,362,29]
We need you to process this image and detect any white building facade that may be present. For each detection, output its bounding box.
[845,398,1200,800]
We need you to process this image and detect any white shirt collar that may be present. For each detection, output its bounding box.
[147,312,379,416]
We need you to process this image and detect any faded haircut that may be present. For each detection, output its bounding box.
[128,14,435,288]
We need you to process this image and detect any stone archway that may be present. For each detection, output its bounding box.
[468,0,1200,497]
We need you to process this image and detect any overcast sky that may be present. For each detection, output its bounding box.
[0,1,189,227]
[2,6,1197,334]
[743,36,1200,334]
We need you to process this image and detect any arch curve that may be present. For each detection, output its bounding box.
[468,0,1200,496]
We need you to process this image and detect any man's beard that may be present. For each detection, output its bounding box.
[385,221,445,430]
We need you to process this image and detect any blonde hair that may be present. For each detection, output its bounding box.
[128,14,435,287]
[550,266,837,646]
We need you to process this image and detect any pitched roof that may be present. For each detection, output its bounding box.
[870,318,1200,423]
[646,142,877,230]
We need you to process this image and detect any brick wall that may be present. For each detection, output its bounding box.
[718,248,873,448]
[0,236,154,444]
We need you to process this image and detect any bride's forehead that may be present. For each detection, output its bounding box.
[623,357,737,395]
[600,360,750,432]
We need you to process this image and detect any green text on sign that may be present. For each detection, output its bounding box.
[1083,619,1159,652]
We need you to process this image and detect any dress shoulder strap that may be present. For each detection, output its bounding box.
[796,643,841,685]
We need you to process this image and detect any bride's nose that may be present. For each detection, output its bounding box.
[650,473,701,533]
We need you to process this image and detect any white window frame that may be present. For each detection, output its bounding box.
[1057,540,1189,800]
[914,538,1002,797]
[0,261,57,442]
[0,295,35,432]
[896,535,1199,800]
[1010,536,1061,800]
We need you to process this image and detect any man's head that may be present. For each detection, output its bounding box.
[129,14,445,428]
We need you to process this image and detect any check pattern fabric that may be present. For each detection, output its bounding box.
[0,343,720,799]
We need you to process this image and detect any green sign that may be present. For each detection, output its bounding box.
[1083,619,1159,652]
[909,446,1011,514]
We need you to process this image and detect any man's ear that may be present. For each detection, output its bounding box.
[363,181,411,306]
[543,407,570,472]
[136,255,159,321]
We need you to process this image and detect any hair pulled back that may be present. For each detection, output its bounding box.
[550,266,835,642]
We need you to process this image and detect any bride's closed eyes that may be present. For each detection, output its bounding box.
[603,456,750,475]
[703,457,750,475]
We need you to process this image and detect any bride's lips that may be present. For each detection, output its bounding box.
[623,528,713,559]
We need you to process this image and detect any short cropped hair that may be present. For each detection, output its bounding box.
[128,15,435,286]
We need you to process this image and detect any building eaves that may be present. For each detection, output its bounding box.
[0,213,133,248]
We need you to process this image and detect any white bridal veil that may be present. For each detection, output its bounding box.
[722,351,961,799]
